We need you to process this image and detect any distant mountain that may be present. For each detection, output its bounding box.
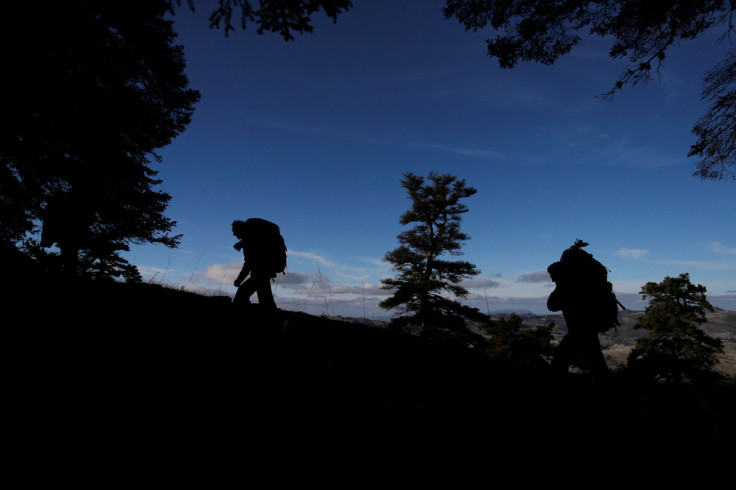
[489,308,536,315]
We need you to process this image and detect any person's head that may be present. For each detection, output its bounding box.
[232,220,247,239]
[547,261,563,283]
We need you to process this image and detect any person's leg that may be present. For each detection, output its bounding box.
[255,276,276,310]
[233,276,258,304]
[551,334,575,375]
[580,331,610,382]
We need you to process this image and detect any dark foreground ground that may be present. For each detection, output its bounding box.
[6,278,735,482]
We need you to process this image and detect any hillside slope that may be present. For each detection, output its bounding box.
[6,278,736,478]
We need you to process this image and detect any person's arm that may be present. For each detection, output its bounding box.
[546,262,565,312]
[547,286,565,312]
[234,263,250,287]
[233,240,249,286]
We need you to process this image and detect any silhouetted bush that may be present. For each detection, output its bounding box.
[627,273,725,384]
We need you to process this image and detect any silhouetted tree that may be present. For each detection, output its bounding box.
[380,171,480,332]
[689,51,736,180]
[1,2,200,280]
[168,0,353,40]
[627,273,724,384]
[443,0,736,180]
[481,314,555,369]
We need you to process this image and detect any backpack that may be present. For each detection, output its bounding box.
[548,240,625,333]
[241,218,287,278]
[598,281,624,333]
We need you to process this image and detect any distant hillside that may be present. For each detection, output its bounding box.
[336,308,736,378]
[515,309,736,377]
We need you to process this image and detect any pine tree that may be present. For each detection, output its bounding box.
[380,171,480,331]
[1,2,200,280]
[627,273,724,384]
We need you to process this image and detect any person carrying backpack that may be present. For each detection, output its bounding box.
[547,240,619,383]
[231,218,287,310]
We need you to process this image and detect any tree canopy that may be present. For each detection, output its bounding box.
[443,0,736,181]
[1,1,200,279]
[380,171,481,330]
[168,0,354,40]
[627,273,724,384]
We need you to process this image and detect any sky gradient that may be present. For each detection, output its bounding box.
[124,0,736,318]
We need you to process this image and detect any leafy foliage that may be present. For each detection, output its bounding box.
[481,314,555,369]
[627,273,724,384]
[1,1,200,280]
[690,51,736,180]
[443,0,736,180]
[169,0,354,40]
[380,172,480,330]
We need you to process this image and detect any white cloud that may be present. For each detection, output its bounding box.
[656,259,736,271]
[244,114,521,164]
[710,241,736,255]
[616,247,649,260]
[516,271,552,283]
[322,283,391,297]
[286,250,336,267]
[461,278,502,289]
[203,262,241,284]
[415,142,506,160]
[461,294,553,315]
[278,271,317,285]
[136,265,170,278]
[204,263,317,287]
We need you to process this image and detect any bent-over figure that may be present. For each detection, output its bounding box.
[547,240,611,382]
[232,218,287,310]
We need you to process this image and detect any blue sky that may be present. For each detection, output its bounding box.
[124,0,736,317]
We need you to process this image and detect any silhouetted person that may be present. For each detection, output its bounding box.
[231,218,287,310]
[547,240,610,383]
